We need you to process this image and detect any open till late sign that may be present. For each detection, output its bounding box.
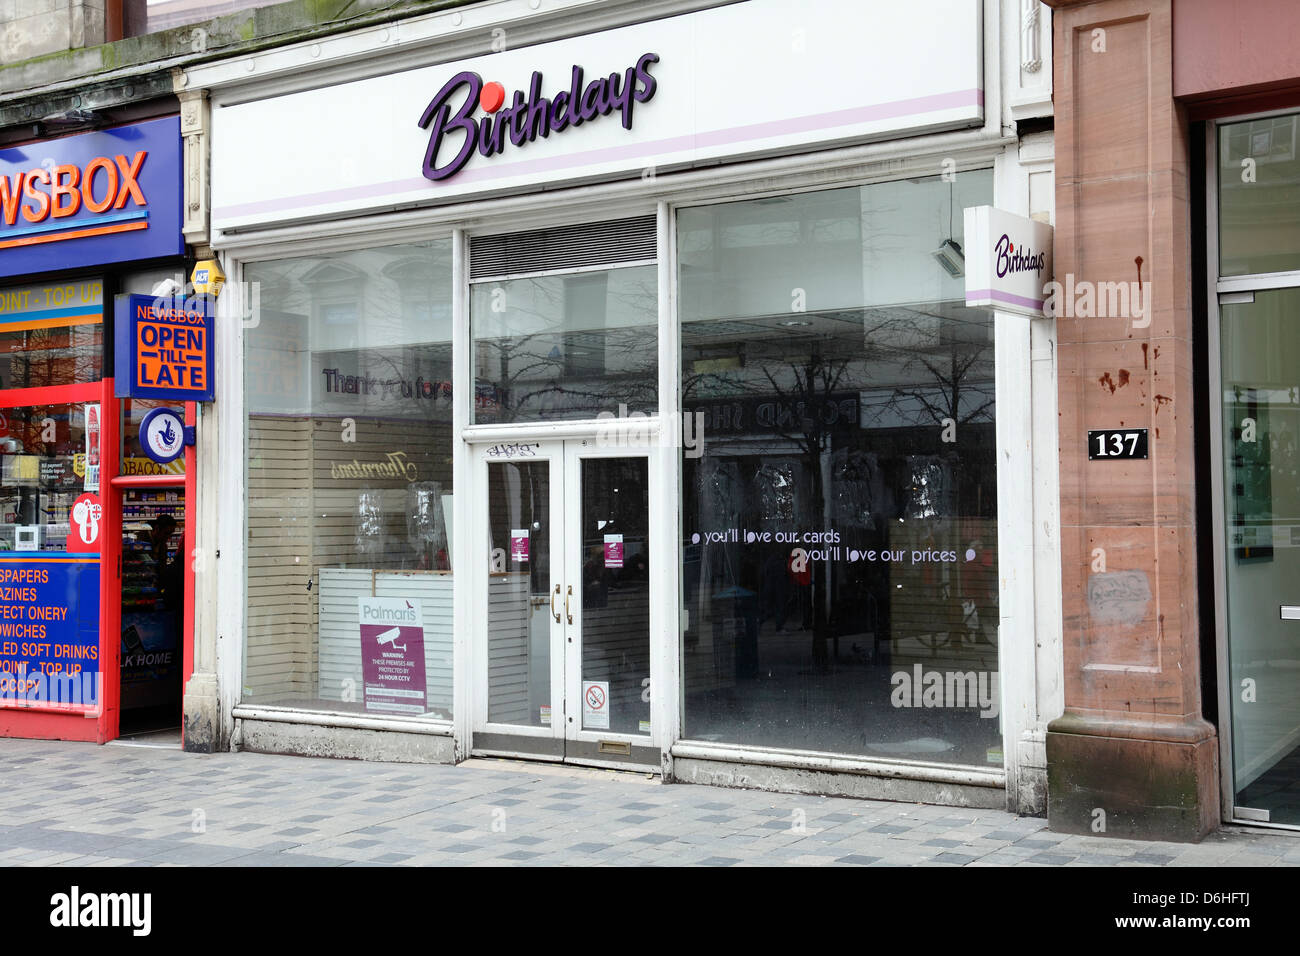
[114,294,214,401]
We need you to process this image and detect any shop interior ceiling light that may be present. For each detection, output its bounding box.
[932,238,965,278]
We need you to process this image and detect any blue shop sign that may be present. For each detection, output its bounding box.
[0,116,183,279]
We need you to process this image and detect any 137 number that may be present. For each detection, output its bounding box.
[1093,431,1141,457]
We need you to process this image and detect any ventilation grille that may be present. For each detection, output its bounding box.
[470,215,656,279]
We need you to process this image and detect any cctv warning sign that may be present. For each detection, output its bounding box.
[358,596,427,715]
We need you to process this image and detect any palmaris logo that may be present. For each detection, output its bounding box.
[994,232,1046,278]
[418,52,659,181]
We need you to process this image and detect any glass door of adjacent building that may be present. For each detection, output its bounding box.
[1218,288,1300,827]
[471,438,655,769]
[1215,112,1300,827]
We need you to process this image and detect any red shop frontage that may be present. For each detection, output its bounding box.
[0,111,199,745]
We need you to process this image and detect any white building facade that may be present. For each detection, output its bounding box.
[183,0,1061,814]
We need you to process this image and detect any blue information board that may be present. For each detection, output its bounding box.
[0,553,100,711]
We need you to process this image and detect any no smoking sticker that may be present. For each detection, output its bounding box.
[582,680,609,730]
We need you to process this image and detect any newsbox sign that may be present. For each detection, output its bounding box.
[0,116,183,280]
[114,294,215,401]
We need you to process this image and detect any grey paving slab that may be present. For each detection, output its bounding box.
[1,738,1298,867]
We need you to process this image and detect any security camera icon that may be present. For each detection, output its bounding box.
[374,626,407,653]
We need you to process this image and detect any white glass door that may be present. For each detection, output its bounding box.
[561,440,655,766]
[474,440,566,758]
[471,438,656,768]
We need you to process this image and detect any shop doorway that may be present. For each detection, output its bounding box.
[1216,288,1300,828]
[470,438,657,769]
[116,484,186,741]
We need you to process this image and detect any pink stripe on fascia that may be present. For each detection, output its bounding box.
[452,89,985,183]
[448,129,700,184]
[214,88,984,220]
[966,288,1045,310]
[692,88,984,149]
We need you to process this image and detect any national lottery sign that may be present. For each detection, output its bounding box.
[114,293,215,401]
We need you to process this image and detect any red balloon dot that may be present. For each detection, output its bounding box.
[480,82,505,113]
[1008,242,1015,253]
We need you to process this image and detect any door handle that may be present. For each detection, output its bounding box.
[566,585,574,625]
[551,584,561,623]
[1282,605,1300,621]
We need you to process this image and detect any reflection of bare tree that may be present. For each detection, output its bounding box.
[874,314,993,526]
[477,271,658,422]
[886,340,994,428]
[0,323,101,391]
[757,345,849,667]
[684,304,995,667]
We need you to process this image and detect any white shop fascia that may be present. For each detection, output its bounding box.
[185,0,1059,813]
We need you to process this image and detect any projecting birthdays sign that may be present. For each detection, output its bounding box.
[0,117,183,279]
[963,205,1055,318]
[0,554,101,712]
[114,294,214,401]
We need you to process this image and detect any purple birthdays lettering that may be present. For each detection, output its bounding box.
[994,232,1047,278]
[418,52,660,182]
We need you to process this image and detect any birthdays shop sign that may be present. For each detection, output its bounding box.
[210,0,983,230]
[963,205,1055,319]
[419,53,659,181]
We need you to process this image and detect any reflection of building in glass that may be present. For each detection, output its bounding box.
[678,173,1001,767]
[242,243,456,716]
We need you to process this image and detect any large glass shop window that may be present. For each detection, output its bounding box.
[1218,112,1300,277]
[678,172,1001,766]
[0,402,93,552]
[0,280,105,552]
[471,266,658,424]
[0,280,103,388]
[242,243,455,717]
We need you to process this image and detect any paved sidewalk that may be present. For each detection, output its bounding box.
[0,738,1296,866]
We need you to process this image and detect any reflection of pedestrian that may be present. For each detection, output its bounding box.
[629,551,648,581]
[787,548,812,629]
[16,487,36,525]
[735,553,760,678]
[583,546,608,608]
[761,550,789,630]
[147,516,183,628]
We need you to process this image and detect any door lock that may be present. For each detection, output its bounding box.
[566,585,574,624]
[551,584,561,623]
